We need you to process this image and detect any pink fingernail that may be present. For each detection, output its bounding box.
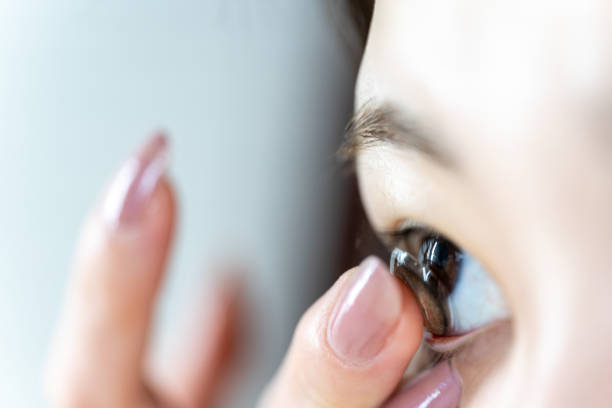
[383,361,462,408]
[103,133,168,228]
[327,256,403,364]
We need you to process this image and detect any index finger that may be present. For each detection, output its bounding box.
[260,257,424,408]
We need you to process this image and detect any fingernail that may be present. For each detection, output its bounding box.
[383,361,462,408]
[103,133,168,228]
[327,256,403,363]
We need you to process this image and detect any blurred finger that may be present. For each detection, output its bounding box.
[382,360,462,408]
[45,134,174,407]
[150,274,242,408]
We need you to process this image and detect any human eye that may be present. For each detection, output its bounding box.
[384,225,510,337]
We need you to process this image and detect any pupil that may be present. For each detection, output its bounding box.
[418,236,460,290]
[418,236,452,268]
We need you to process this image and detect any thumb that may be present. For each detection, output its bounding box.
[259,256,424,408]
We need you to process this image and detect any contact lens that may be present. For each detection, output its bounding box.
[390,247,452,336]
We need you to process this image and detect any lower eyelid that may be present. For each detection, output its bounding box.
[400,319,513,387]
[425,318,512,354]
[450,320,514,404]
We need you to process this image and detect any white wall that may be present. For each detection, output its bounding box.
[0,1,359,406]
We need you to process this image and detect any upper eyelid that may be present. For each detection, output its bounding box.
[376,220,438,248]
[396,219,434,234]
[377,219,430,237]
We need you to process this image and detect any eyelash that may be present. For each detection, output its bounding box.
[379,222,437,250]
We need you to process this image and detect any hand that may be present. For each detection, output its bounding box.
[45,134,457,408]
[257,254,425,408]
[45,134,239,407]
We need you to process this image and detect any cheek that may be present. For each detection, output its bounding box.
[452,322,513,406]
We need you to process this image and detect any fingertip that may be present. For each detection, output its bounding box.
[262,257,425,407]
[325,257,404,364]
[393,275,425,347]
[380,279,424,379]
[102,133,168,230]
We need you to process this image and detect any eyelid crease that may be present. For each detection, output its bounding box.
[376,220,436,248]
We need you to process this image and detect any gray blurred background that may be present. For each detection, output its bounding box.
[0,1,363,406]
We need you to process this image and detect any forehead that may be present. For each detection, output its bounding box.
[358,0,612,139]
[354,0,612,249]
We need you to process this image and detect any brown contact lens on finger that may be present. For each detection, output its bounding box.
[389,248,451,336]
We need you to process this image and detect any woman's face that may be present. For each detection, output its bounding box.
[352,1,612,406]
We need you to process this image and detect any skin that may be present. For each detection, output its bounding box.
[45,173,424,407]
[45,1,612,407]
[356,0,612,406]
[45,140,424,407]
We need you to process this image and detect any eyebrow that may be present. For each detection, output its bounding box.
[338,102,454,167]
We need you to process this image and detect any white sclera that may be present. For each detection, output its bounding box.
[447,253,510,334]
